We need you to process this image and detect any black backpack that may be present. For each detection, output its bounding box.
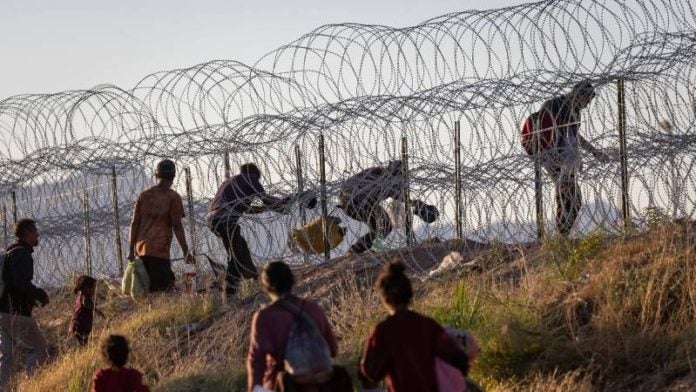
[0,246,21,298]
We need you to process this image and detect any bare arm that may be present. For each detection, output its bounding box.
[579,134,610,162]
[172,217,190,257]
[578,134,598,154]
[247,194,288,214]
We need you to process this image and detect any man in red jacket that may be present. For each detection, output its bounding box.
[0,219,50,388]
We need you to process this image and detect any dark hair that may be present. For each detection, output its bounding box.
[572,81,596,99]
[73,275,97,295]
[375,258,413,307]
[240,163,261,178]
[14,218,36,238]
[261,261,294,295]
[101,334,129,368]
[155,159,176,180]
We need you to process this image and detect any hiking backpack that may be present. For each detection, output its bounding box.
[0,246,21,298]
[278,299,333,384]
[520,109,556,155]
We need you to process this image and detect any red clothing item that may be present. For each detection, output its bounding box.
[359,309,469,392]
[246,295,338,391]
[91,367,149,392]
[69,292,94,337]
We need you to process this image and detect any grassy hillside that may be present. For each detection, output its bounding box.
[18,220,696,391]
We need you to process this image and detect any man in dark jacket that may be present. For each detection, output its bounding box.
[338,160,407,254]
[0,218,49,388]
[208,163,312,298]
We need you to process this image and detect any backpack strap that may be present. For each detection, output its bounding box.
[3,245,23,257]
[276,298,322,334]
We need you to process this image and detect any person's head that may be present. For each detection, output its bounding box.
[375,258,413,312]
[239,163,261,180]
[386,160,404,177]
[101,334,129,369]
[73,275,97,296]
[155,159,176,182]
[569,81,596,110]
[260,261,294,298]
[15,218,39,247]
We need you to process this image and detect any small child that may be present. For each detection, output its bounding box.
[91,334,149,392]
[69,275,104,345]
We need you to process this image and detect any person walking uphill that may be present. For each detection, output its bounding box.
[208,163,310,298]
[127,159,194,292]
[247,261,351,392]
[0,219,50,389]
[531,81,611,236]
[359,258,471,392]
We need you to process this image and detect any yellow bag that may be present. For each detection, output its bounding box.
[291,216,344,255]
[121,258,150,299]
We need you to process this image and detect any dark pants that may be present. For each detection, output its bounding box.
[341,198,392,254]
[277,365,353,392]
[554,172,582,236]
[73,333,88,346]
[140,256,176,292]
[210,220,258,296]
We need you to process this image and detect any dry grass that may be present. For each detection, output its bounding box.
[16,220,696,391]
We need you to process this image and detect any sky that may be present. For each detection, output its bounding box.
[0,0,528,99]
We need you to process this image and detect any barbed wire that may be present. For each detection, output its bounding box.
[0,0,694,284]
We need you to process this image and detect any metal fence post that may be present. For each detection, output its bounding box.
[318,134,330,262]
[401,136,413,246]
[111,166,124,275]
[454,121,463,240]
[184,167,198,258]
[534,113,545,240]
[618,79,630,232]
[2,204,7,246]
[11,191,16,225]
[295,145,309,264]
[224,150,231,180]
[82,190,92,275]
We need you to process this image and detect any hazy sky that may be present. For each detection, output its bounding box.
[0,0,528,98]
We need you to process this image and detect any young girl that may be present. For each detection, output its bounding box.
[69,275,103,345]
[359,258,472,392]
[91,334,149,392]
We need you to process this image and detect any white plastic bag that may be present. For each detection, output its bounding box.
[121,258,150,299]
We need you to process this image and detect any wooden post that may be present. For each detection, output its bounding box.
[454,121,463,240]
[401,136,413,246]
[617,79,630,232]
[82,190,92,275]
[111,166,124,275]
[184,167,198,258]
[10,191,16,225]
[295,145,309,264]
[318,134,330,262]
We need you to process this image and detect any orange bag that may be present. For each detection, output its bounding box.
[291,216,345,254]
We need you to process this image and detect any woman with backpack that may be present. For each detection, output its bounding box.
[359,258,472,392]
[246,261,352,392]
